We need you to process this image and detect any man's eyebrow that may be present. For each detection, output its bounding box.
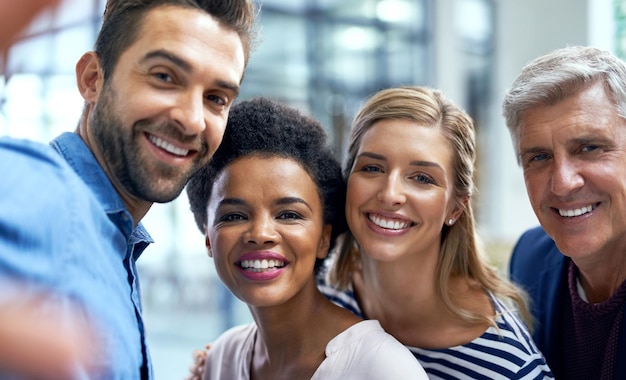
[141,49,191,72]
[570,136,611,146]
[216,78,240,97]
[140,49,240,96]
[520,146,546,155]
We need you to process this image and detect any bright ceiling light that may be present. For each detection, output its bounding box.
[376,0,417,23]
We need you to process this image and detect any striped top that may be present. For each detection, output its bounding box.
[318,279,554,380]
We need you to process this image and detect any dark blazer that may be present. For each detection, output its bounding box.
[509,226,626,379]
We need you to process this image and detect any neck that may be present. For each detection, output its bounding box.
[75,122,151,226]
[356,253,440,326]
[576,258,626,303]
[249,285,358,378]
[119,194,152,227]
[355,252,493,348]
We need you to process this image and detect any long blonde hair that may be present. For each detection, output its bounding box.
[330,86,532,328]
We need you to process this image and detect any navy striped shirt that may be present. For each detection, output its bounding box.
[318,279,554,379]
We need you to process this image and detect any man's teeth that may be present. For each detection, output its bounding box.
[239,259,285,272]
[369,214,411,230]
[149,135,189,156]
[558,205,593,217]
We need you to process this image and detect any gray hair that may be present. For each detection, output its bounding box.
[502,46,626,162]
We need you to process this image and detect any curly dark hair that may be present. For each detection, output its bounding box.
[187,97,347,256]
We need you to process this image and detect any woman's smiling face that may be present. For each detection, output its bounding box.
[345,119,462,262]
[205,155,331,307]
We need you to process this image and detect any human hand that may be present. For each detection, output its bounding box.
[185,343,211,380]
[0,0,61,50]
[0,293,101,379]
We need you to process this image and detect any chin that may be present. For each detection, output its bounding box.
[134,184,184,204]
[553,237,595,259]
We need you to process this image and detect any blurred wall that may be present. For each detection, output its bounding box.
[0,1,619,377]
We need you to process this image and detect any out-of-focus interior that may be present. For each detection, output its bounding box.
[0,0,621,376]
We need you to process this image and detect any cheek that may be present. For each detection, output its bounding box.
[523,171,543,199]
[410,192,447,216]
[594,161,626,183]
[345,179,367,221]
[103,83,143,118]
[211,246,234,287]
[204,116,227,155]
[208,233,231,262]
[346,176,372,204]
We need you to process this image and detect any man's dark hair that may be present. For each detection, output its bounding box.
[95,0,258,81]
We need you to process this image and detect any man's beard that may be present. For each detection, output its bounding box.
[90,84,205,204]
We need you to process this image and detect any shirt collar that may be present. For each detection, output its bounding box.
[50,132,154,246]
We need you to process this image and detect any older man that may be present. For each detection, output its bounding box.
[503,46,626,380]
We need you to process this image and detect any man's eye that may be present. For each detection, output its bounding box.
[153,72,173,83]
[206,94,226,106]
[580,145,599,153]
[530,153,549,162]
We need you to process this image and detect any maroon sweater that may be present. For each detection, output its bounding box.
[559,261,626,380]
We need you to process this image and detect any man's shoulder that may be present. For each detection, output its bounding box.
[0,136,66,169]
[514,226,559,254]
[0,136,90,199]
[0,136,107,251]
[509,226,565,284]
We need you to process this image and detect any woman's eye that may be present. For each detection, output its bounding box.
[412,173,435,184]
[219,213,246,222]
[277,211,302,220]
[360,165,382,173]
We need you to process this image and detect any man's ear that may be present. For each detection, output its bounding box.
[75,51,103,104]
[203,225,213,258]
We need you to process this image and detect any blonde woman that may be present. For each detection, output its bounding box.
[319,86,553,379]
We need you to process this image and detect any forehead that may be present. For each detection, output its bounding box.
[212,155,321,201]
[519,82,624,147]
[360,119,453,164]
[123,6,245,74]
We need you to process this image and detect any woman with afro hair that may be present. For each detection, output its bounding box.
[186,97,427,379]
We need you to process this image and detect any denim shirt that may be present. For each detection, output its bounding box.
[0,133,154,379]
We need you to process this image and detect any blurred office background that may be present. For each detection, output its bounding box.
[0,0,621,377]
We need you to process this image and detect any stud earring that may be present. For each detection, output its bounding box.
[448,218,454,226]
